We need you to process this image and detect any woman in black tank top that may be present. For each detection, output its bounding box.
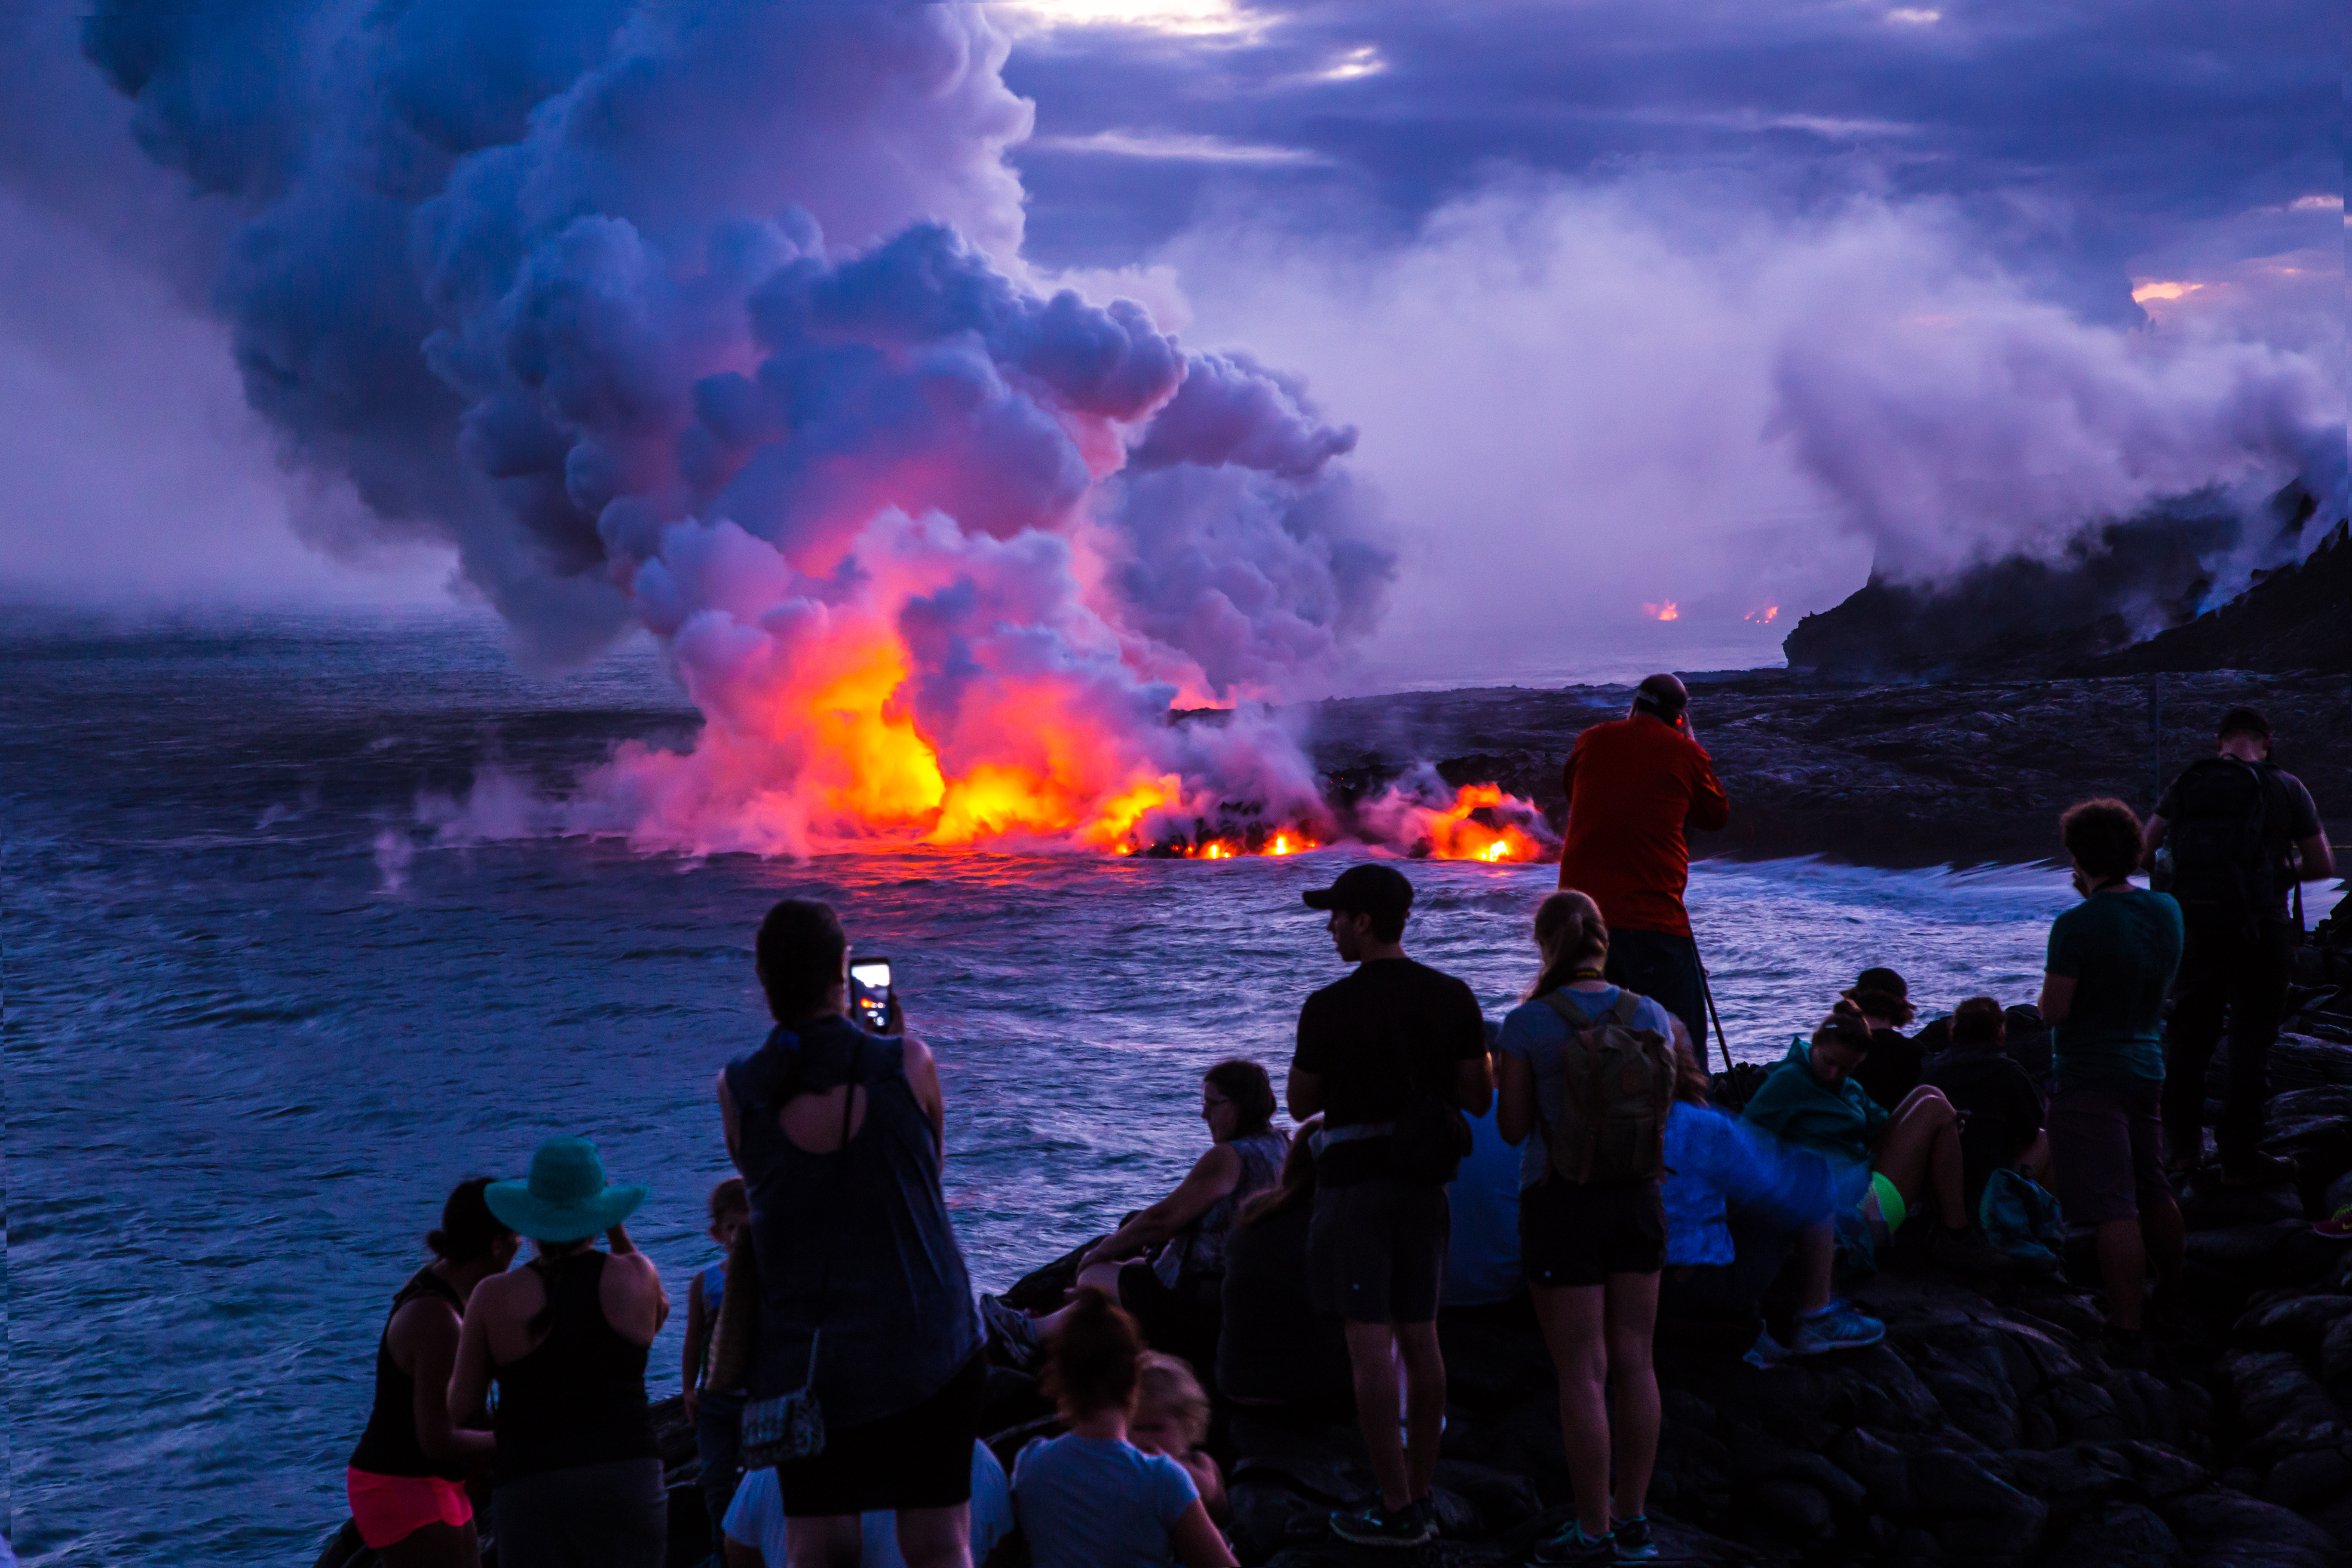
[450,1138,669,1568]
[344,1178,518,1567]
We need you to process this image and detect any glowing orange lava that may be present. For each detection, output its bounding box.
[1413,782,1550,861]
[1744,605,1779,625]
[1643,601,1680,622]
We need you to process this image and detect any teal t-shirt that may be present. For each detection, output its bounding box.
[2045,888,2183,1089]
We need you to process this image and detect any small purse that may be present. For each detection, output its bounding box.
[739,1044,860,1468]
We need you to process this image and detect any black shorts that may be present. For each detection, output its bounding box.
[773,1351,985,1517]
[2049,1083,2169,1226]
[1307,1178,1451,1324]
[1520,1176,1665,1288]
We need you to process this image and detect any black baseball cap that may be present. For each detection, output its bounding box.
[2217,706,2271,741]
[1302,863,1415,921]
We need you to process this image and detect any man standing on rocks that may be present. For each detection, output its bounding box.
[1558,673,1731,1048]
[2144,705,2335,1185]
[1287,864,1493,1549]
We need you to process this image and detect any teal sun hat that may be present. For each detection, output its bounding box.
[485,1137,649,1243]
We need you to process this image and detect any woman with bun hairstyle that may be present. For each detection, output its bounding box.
[1011,1289,1236,1568]
[447,1138,669,1568]
[344,1177,519,1568]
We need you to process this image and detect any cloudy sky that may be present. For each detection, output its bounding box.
[0,0,2339,686]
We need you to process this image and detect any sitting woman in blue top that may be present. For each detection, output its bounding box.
[1011,1289,1236,1568]
[1740,1009,2008,1275]
[1658,1042,1882,1358]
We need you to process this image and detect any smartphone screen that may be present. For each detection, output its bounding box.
[849,958,893,1033]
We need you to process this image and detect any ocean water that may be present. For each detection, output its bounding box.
[5,610,2120,1564]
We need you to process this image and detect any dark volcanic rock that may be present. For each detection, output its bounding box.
[1298,667,2351,867]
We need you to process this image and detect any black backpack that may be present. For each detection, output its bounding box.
[2162,757,2277,934]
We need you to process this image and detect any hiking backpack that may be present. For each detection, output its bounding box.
[1537,992,1677,1185]
[2162,756,2277,935]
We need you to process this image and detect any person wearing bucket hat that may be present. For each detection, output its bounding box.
[447,1138,669,1568]
[717,897,984,1568]
[1838,968,1922,1112]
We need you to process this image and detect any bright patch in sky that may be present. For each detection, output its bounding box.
[991,0,1260,37]
[1886,8,1943,22]
[1321,46,1387,81]
[1027,129,1330,164]
[2287,194,2343,212]
[2130,279,2205,303]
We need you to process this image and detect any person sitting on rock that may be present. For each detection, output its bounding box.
[1132,1353,1228,1527]
[1214,1117,1354,1412]
[1494,889,1677,1566]
[1919,996,2049,1218]
[2038,798,2186,1355]
[345,1177,518,1568]
[1741,1011,2009,1275]
[1839,967,1923,1112]
[1657,1042,1882,1360]
[984,1060,1288,1374]
[1010,1289,1236,1568]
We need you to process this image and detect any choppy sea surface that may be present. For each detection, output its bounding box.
[8,608,2264,1565]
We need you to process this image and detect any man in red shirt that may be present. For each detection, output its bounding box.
[1557,674,1731,1047]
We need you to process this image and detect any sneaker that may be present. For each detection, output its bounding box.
[2220,1152,2296,1188]
[1530,1519,1618,1565]
[1609,1514,1660,1561]
[1329,1499,1434,1547]
[1789,1299,1887,1357]
[1929,1225,2015,1277]
[978,1294,1043,1372]
[2314,1205,2352,1240]
[1741,1326,1792,1369]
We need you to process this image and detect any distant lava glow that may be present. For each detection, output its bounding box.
[1643,601,1681,622]
[1354,778,1559,864]
[1745,605,1780,624]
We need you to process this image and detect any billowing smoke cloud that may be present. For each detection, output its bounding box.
[1158,177,2343,684]
[80,2,1392,852]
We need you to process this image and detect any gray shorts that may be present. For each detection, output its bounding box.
[2049,1083,2168,1226]
[1307,1177,1451,1324]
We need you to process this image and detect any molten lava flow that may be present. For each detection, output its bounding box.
[1351,775,1559,863]
[1744,605,1780,625]
[1643,601,1681,622]
[1414,783,1552,861]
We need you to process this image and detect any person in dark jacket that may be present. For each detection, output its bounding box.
[1741,1012,2007,1274]
[1918,997,2048,1216]
[718,899,984,1568]
[346,1178,518,1568]
[447,1139,669,1568]
[1217,1118,1354,1412]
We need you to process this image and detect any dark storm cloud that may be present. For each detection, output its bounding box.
[1003,0,2339,315]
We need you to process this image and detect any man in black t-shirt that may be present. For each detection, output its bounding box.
[2144,706,2336,1185]
[1286,864,1491,1547]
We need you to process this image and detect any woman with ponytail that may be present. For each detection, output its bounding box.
[1494,891,1686,1566]
[344,1177,519,1567]
[1011,1289,1236,1568]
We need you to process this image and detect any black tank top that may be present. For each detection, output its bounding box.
[349,1266,470,1479]
[490,1250,657,1481]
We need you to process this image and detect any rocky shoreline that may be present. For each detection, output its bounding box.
[1296,667,2352,869]
[316,919,2352,1567]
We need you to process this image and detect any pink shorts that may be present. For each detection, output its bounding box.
[346,1467,474,1548]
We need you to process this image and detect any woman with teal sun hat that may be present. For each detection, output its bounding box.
[447,1137,671,1568]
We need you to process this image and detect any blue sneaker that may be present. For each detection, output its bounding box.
[1530,1519,1617,1565]
[1742,1326,1792,1369]
[1609,1514,1659,1561]
[1790,1299,1886,1357]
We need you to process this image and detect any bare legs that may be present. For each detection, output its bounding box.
[1031,1261,1129,1337]
[1794,1220,1836,1315]
[1341,1320,1446,1511]
[1874,1087,1967,1228]
[1532,1274,1662,1540]
[2101,1194,2185,1331]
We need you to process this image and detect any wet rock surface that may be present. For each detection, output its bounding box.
[1298,668,2351,868]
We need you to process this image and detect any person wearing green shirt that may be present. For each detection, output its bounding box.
[2037,798,2185,1357]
